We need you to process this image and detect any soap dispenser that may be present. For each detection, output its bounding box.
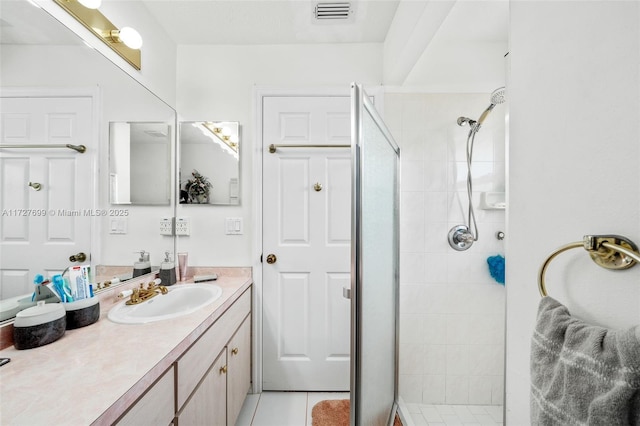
[133,250,151,278]
[159,251,177,286]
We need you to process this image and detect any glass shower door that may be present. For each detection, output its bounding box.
[350,83,400,426]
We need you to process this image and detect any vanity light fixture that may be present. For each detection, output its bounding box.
[202,122,239,153]
[77,0,101,9]
[107,27,143,49]
[53,0,142,70]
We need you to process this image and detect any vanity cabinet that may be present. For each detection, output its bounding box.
[115,366,175,426]
[113,287,251,426]
[176,288,251,426]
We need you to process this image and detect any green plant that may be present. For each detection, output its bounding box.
[184,170,212,200]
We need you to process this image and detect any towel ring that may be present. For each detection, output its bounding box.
[538,235,640,297]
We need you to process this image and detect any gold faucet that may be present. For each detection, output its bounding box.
[125,280,168,305]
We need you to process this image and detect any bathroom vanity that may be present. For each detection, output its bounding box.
[0,270,252,426]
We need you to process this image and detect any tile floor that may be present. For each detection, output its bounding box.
[236,392,503,426]
[406,403,504,426]
[236,391,350,426]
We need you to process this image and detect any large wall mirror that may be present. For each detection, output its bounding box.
[0,0,175,321]
[179,121,240,206]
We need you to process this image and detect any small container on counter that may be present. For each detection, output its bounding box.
[64,297,100,329]
[13,301,66,350]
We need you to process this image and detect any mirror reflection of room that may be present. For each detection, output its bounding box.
[109,122,172,205]
[179,121,240,206]
[0,0,175,322]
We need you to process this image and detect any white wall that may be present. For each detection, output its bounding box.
[385,93,506,406]
[506,1,640,423]
[175,43,382,266]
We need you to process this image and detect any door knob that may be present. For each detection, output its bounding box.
[69,252,87,262]
[266,254,277,264]
[28,182,42,191]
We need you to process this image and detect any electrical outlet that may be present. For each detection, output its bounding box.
[160,217,174,236]
[175,217,190,236]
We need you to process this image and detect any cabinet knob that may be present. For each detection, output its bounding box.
[231,347,239,355]
[219,365,227,374]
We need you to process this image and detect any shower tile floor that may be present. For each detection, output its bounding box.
[405,403,504,426]
[236,391,503,426]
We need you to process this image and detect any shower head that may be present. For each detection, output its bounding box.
[457,116,476,127]
[476,86,507,127]
[490,86,506,105]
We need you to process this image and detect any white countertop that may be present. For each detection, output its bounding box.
[0,271,252,425]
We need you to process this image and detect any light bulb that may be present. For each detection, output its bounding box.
[78,0,101,9]
[117,27,143,49]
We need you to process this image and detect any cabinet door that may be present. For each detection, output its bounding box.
[116,366,175,426]
[227,315,251,426]
[179,349,227,426]
[177,289,251,409]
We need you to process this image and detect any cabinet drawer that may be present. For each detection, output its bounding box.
[176,288,251,409]
[116,365,174,426]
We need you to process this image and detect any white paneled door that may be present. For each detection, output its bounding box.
[0,96,93,299]
[262,96,351,390]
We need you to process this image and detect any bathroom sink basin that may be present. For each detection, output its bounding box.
[108,284,223,324]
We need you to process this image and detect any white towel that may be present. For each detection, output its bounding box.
[531,296,640,425]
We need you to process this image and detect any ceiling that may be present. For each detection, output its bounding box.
[0,0,509,89]
[141,0,508,46]
[142,0,508,89]
[142,0,402,45]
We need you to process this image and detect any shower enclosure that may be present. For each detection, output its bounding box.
[350,83,400,426]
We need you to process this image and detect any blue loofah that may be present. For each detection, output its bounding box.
[487,254,505,285]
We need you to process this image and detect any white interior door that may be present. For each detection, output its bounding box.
[262,96,351,390]
[0,96,94,299]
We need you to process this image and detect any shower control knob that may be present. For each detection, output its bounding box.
[448,225,474,251]
[266,254,277,264]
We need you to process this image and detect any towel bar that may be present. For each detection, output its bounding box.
[538,235,640,297]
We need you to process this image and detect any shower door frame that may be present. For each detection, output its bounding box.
[350,82,400,426]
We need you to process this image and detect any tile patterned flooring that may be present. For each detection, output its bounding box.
[236,392,503,426]
[236,391,350,426]
[405,403,504,425]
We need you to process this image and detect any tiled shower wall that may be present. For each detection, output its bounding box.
[385,93,506,405]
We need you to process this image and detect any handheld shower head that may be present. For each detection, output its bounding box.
[490,87,506,105]
[476,86,506,127]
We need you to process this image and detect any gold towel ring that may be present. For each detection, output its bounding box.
[538,235,640,297]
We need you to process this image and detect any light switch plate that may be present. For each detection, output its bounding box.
[109,218,127,234]
[225,217,243,235]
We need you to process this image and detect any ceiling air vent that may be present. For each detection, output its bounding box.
[315,2,351,20]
